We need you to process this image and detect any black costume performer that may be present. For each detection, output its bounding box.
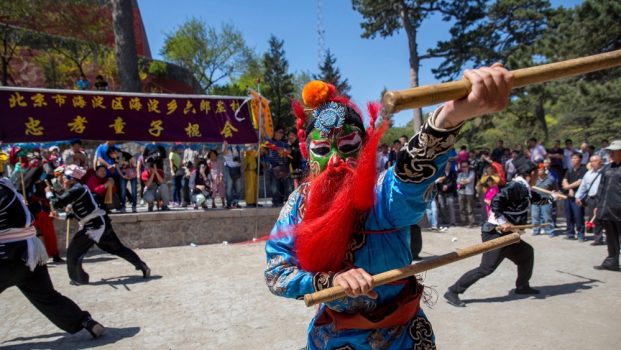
[0,178,105,338]
[46,168,150,284]
[445,156,553,307]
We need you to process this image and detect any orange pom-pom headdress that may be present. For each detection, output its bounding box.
[293,80,381,159]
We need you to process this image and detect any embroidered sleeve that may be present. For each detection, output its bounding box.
[394,107,462,184]
[264,188,317,299]
[365,108,463,230]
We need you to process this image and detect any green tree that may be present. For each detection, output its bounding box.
[313,49,351,97]
[543,0,621,142]
[211,53,262,96]
[352,0,486,130]
[161,19,253,93]
[428,0,555,141]
[292,70,312,98]
[43,0,111,78]
[0,0,40,85]
[262,35,295,129]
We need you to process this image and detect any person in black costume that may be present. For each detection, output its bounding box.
[444,155,559,307]
[0,178,105,338]
[45,165,150,285]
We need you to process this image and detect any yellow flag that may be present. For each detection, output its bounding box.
[249,90,274,138]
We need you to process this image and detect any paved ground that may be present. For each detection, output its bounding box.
[1,225,619,349]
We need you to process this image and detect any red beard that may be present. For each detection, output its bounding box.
[294,121,388,273]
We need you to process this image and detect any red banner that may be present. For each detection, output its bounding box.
[0,87,257,144]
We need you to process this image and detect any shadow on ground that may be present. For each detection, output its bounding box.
[0,326,140,349]
[86,275,163,290]
[462,276,601,304]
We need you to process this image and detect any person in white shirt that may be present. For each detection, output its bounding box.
[457,161,476,227]
[576,155,604,245]
[528,137,547,163]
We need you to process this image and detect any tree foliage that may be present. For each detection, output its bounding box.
[161,19,253,93]
[313,49,351,97]
[352,0,486,129]
[425,0,620,148]
[261,35,295,129]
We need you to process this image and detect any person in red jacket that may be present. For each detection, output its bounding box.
[141,158,170,211]
[87,165,115,205]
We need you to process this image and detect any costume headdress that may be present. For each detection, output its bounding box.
[292,80,381,160]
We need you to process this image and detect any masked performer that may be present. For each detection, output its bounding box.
[45,165,150,285]
[444,155,558,307]
[265,64,513,349]
[0,178,105,338]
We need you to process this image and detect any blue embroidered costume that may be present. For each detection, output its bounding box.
[265,108,461,349]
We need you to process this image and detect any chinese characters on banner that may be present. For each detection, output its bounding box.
[0,88,258,144]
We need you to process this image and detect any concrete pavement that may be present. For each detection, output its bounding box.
[1,226,619,349]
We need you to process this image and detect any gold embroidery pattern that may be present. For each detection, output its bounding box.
[409,316,436,349]
[395,122,460,184]
[312,272,333,291]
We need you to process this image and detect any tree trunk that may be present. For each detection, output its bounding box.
[534,98,548,142]
[401,6,422,131]
[1,56,8,86]
[2,31,9,86]
[111,0,140,92]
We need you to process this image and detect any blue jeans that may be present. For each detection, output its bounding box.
[119,177,137,209]
[564,198,585,239]
[531,203,554,236]
[426,199,439,228]
[224,166,241,206]
[172,173,183,203]
[268,168,291,206]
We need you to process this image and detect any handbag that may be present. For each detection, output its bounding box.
[580,170,602,207]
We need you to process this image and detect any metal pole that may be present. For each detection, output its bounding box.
[253,81,263,240]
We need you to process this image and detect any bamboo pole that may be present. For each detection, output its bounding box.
[532,186,567,200]
[304,231,523,307]
[20,171,28,205]
[382,49,621,114]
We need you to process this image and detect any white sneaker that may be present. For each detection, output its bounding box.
[439,226,448,233]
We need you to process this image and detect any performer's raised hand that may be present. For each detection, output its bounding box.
[334,268,378,299]
[498,223,514,233]
[436,63,514,129]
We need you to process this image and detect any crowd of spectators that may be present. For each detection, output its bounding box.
[1,134,615,227]
[0,130,305,215]
[377,136,617,246]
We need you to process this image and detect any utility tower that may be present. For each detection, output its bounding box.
[316,0,326,66]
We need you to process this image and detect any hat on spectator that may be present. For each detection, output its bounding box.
[49,146,59,152]
[605,140,621,151]
[64,164,86,180]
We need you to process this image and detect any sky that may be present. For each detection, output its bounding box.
[137,0,583,126]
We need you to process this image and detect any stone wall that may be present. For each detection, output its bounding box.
[53,208,280,253]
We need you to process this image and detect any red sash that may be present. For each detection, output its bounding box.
[315,278,423,331]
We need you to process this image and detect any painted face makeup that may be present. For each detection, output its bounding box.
[308,124,363,173]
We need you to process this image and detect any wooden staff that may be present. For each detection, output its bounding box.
[20,170,28,205]
[304,231,526,307]
[382,49,621,114]
[104,183,114,205]
[65,215,71,249]
[532,186,567,200]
